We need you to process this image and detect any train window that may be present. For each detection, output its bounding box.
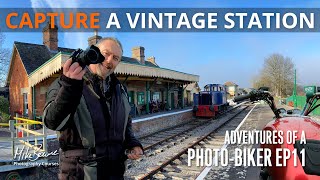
[199,94,212,105]
[213,86,217,91]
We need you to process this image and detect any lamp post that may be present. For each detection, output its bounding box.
[293,69,297,108]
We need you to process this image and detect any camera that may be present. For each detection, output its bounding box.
[70,45,105,67]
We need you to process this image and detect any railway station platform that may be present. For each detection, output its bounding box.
[194,104,275,179]
[0,107,194,174]
[2,103,318,179]
[132,107,194,137]
[200,103,320,180]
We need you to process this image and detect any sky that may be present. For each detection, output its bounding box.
[1,0,320,89]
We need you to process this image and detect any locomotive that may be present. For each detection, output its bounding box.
[234,87,320,180]
[193,84,228,118]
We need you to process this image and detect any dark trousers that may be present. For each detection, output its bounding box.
[58,149,125,180]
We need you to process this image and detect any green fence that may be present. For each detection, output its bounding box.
[286,95,320,115]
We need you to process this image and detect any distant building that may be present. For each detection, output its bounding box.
[224,81,238,99]
[6,23,199,118]
[183,82,201,106]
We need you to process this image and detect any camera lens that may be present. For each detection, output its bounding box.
[70,45,104,67]
[86,49,99,64]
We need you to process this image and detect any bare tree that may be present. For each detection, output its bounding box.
[252,53,295,97]
[0,32,10,87]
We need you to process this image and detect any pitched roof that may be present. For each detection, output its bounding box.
[14,41,75,75]
[224,81,238,86]
[14,41,159,75]
[121,56,159,68]
[28,53,198,87]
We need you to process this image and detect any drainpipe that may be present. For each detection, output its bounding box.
[293,69,297,108]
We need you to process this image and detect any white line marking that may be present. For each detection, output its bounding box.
[234,104,256,132]
[133,102,246,124]
[196,104,257,180]
[133,109,192,123]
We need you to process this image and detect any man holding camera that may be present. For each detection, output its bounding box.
[43,37,143,179]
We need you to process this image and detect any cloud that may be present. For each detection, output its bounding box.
[44,0,79,8]
[30,0,48,8]
[30,0,92,49]
[30,0,80,8]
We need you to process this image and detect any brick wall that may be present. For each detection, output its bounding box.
[34,76,58,117]
[8,48,29,118]
[132,110,194,137]
[29,74,181,117]
[43,24,58,51]
[14,69,182,118]
[8,47,59,119]
[125,80,180,113]
[126,80,167,98]
[131,46,145,64]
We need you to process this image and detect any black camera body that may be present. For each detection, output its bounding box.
[70,45,105,67]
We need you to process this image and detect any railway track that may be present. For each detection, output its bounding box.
[124,103,253,179]
[139,102,247,152]
[137,105,252,179]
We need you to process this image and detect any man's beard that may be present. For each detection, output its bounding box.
[96,64,113,79]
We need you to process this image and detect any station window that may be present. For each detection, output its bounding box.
[152,92,160,101]
[23,93,28,116]
[137,92,145,105]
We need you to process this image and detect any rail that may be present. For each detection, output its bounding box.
[138,105,250,179]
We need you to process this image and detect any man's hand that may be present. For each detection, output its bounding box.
[127,146,143,160]
[63,58,86,80]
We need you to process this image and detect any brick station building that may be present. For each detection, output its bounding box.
[6,24,199,119]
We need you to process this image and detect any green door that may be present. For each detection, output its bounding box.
[128,91,134,105]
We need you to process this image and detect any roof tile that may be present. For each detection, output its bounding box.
[14,41,159,75]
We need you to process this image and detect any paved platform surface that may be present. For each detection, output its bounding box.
[0,107,192,163]
[3,104,319,177]
[201,104,282,179]
[201,103,320,180]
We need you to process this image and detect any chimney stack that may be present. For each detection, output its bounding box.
[88,30,102,46]
[43,22,58,51]
[132,46,145,65]
[147,56,157,65]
